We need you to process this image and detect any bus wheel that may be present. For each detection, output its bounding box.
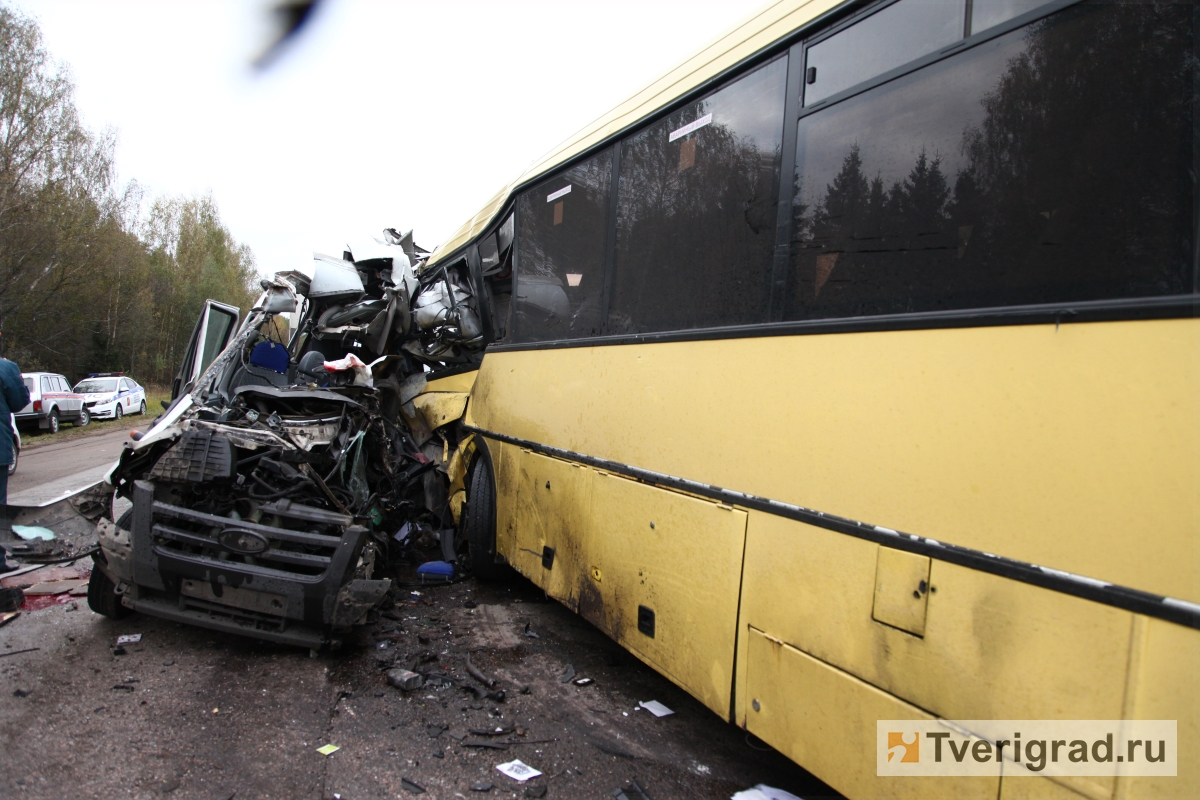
[465,455,510,581]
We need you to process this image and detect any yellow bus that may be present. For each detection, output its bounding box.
[427,1,1198,796]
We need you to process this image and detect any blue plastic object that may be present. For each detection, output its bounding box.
[416,560,455,583]
[249,341,288,374]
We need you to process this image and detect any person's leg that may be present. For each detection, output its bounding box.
[0,465,11,571]
[0,463,10,539]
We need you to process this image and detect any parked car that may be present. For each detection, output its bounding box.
[9,413,19,476]
[16,372,88,433]
[73,374,147,420]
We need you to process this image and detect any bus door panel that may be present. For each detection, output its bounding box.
[744,627,999,800]
[587,471,747,718]
[738,512,1132,774]
[1102,616,1200,800]
[507,450,592,609]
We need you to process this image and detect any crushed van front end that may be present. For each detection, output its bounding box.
[94,480,387,650]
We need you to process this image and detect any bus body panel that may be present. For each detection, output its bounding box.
[496,443,747,717]
[474,317,1197,798]
[472,317,1198,603]
[744,627,1001,799]
[736,510,1131,724]
[1115,616,1200,799]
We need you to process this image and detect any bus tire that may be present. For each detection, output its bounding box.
[465,454,510,581]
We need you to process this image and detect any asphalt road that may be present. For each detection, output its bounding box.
[0,429,843,799]
[8,425,139,510]
[0,572,843,800]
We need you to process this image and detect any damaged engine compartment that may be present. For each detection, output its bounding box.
[85,228,503,650]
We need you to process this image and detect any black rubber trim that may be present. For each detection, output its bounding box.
[467,427,1200,630]
[483,294,1198,353]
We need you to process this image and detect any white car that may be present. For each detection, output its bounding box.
[73,374,147,420]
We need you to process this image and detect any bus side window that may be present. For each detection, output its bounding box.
[609,56,787,335]
[514,151,613,343]
[479,234,501,275]
[804,0,964,107]
[479,231,513,342]
[786,0,1194,321]
[970,0,1050,35]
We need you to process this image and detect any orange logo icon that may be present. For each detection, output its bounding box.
[887,731,920,763]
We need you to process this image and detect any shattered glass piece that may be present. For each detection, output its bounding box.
[11,526,54,541]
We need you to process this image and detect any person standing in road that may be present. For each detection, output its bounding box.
[0,345,30,578]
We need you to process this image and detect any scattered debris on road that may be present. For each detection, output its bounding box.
[387,668,424,691]
[0,646,37,657]
[0,561,91,611]
[613,780,653,800]
[12,525,54,541]
[730,784,804,800]
[495,759,542,782]
[639,700,674,717]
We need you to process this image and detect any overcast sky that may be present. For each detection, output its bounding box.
[13,0,769,277]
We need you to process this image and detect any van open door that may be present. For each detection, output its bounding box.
[170,300,240,401]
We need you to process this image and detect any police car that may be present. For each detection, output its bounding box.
[73,373,147,420]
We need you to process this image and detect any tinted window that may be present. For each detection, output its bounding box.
[478,234,501,275]
[970,0,1049,34]
[514,151,612,342]
[609,57,787,334]
[785,1,1194,321]
[497,213,515,256]
[805,0,964,107]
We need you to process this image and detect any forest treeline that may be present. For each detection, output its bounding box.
[0,3,258,386]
